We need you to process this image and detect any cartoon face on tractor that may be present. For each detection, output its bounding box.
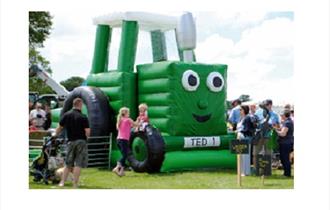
[54,12,237,172]
[137,61,228,136]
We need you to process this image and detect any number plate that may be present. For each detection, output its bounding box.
[184,136,220,148]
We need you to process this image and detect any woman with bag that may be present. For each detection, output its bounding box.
[237,105,254,176]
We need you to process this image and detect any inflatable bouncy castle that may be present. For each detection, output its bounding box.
[51,12,237,172]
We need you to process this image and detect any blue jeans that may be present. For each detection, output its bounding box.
[117,139,129,167]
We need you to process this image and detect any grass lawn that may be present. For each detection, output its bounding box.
[29,167,293,189]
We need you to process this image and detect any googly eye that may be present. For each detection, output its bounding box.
[182,70,200,91]
[206,72,224,92]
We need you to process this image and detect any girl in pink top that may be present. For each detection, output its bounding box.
[113,107,136,176]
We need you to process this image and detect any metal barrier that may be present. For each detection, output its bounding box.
[29,139,44,149]
[86,135,112,168]
[29,131,49,161]
[29,131,49,150]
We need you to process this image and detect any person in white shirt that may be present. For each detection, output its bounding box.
[29,103,46,130]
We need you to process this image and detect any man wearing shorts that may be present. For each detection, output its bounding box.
[55,98,90,188]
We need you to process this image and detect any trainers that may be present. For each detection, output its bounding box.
[114,168,121,176]
[112,166,119,173]
[113,166,122,177]
[119,167,125,176]
[112,162,122,175]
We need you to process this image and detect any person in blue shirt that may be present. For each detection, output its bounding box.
[228,99,242,131]
[255,99,279,127]
[253,99,279,171]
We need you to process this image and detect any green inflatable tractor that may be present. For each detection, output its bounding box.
[52,12,237,172]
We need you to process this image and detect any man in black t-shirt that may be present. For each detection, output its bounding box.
[55,98,90,188]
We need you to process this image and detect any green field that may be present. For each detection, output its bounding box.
[29,168,294,189]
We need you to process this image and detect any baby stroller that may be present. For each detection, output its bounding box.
[30,136,64,184]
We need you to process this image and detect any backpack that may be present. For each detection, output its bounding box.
[250,114,259,131]
[250,114,263,144]
[252,109,271,144]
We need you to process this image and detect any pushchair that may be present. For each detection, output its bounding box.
[30,136,64,184]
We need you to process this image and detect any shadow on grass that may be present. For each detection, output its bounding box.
[154,168,237,176]
[30,168,293,189]
[97,167,112,171]
[77,185,112,189]
[262,183,282,187]
[93,166,238,175]
[268,174,294,180]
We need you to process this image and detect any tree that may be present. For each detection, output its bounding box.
[29,11,52,72]
[29,77,56,94]
[60,76,85,91]
[29,11,52,49]
[238,94,251,103]
[227,94,251,110]
[29,12,53,94]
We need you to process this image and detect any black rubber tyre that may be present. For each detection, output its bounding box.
[60,86,115,137]
[128,126,165,173]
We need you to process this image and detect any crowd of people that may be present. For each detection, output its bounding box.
[29,102,52,132]
[228,99,294,178]
[29,96,294,188]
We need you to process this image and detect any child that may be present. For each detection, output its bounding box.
[29,119,39,132]
[113,107,135,176]
[135,103,149,132]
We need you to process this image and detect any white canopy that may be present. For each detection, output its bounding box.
[93,12,178,32]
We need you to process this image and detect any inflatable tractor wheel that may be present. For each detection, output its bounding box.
[128,126,165,173]
[61,86,115,137]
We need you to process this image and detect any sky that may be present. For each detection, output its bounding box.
[40,11,294,104]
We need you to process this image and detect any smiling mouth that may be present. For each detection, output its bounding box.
[192,114,211,122]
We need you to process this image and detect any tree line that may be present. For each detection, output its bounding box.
[29,11,84,94]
